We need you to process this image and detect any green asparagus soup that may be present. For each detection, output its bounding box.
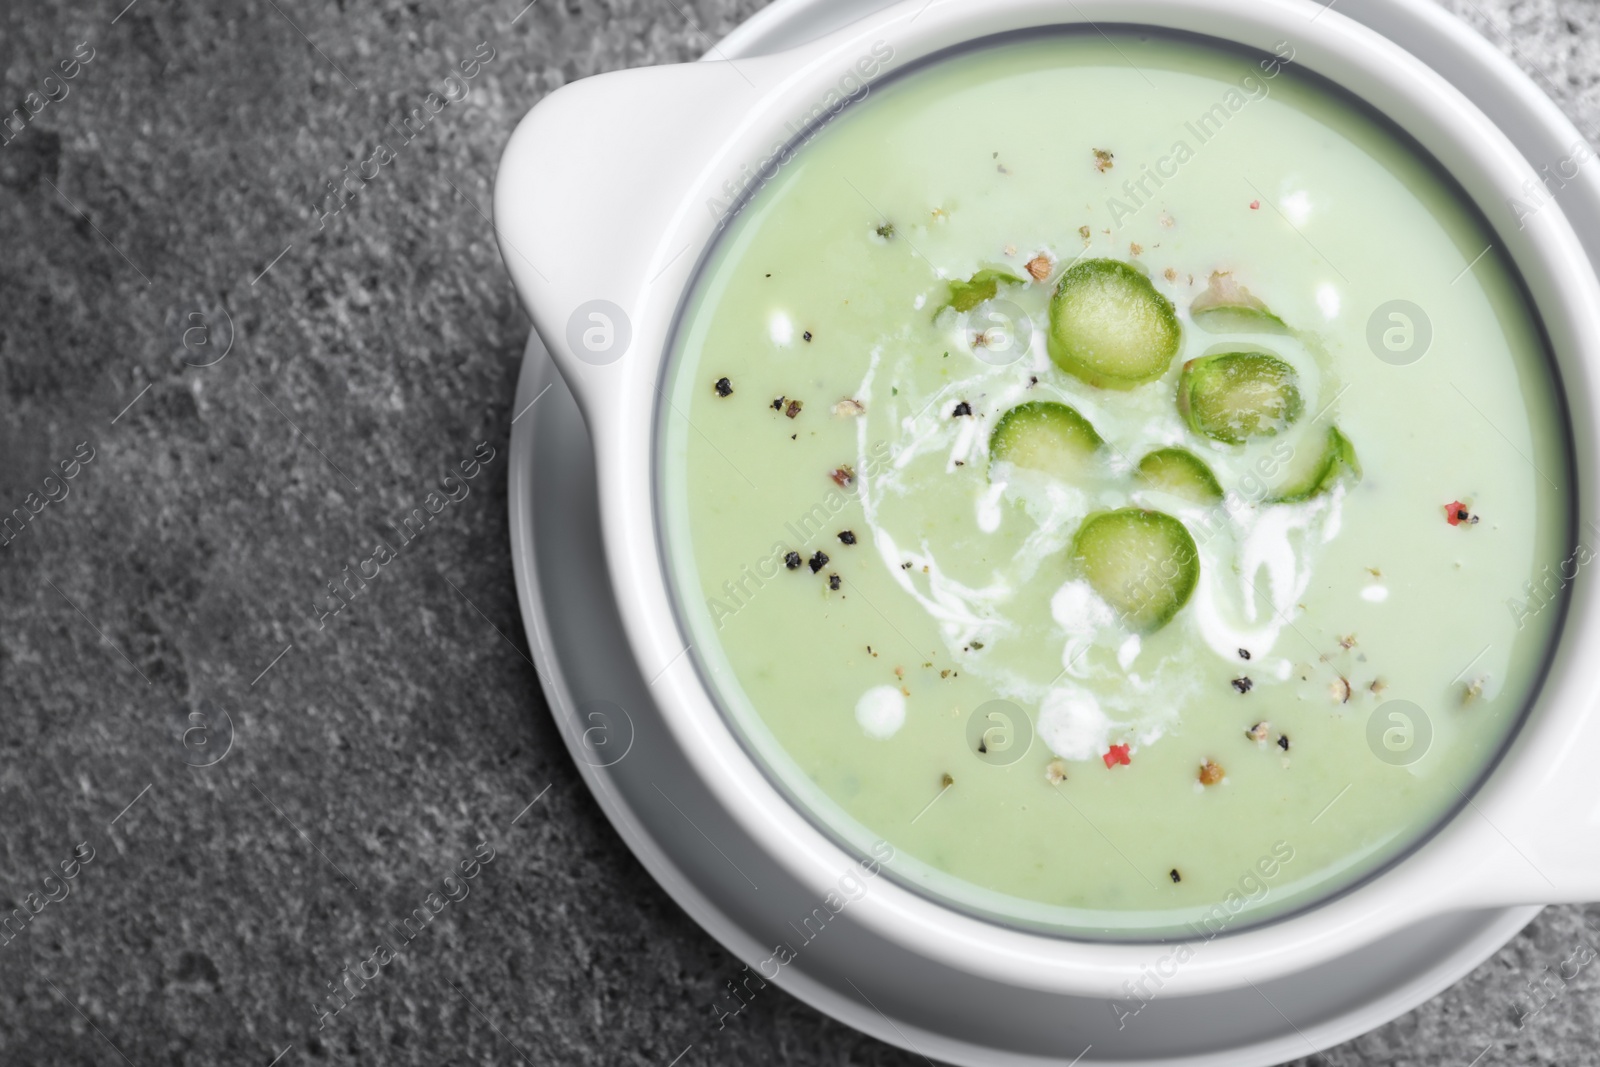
[658,31,1571,938]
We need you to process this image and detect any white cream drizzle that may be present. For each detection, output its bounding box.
[856,685,906,739]
[851,303,1347,757]
[769,311,794,346]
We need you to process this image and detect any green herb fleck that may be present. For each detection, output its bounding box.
[940,268,1025,314]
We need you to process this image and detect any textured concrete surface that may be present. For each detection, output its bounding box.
[0,0,1597,1065]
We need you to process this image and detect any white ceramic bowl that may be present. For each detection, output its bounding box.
[495,0,1600,1049]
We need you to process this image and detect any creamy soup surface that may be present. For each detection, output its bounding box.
[658,31,1571,937]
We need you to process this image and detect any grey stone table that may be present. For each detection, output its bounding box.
[1,0,1597,1064]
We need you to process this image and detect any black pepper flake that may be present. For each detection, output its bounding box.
[838,530,857,545]
[1238,648,1251,661]
[1169,869,1182,883]
[1231,677,1253,694]
[784,551,802,571]
[785,399,803,419]
[876,222,895,239]
[809,551,830,574]
[952,401,973,417]
[901,562,913,570]
[1277,734,1290,751]
[828,573,841,591]
[802,330,813,342]
[772,396,785,411]
[970,641,984,650]
[1456,508,1470,522]
[714,377,733,397]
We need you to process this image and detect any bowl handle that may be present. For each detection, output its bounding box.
[492,57,795,426]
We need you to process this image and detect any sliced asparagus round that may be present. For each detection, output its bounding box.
[989,401,1104,480]
[1048,259,1181,389]
[1071,508,1199,632]
[1269,426,1362,503]
[1177,351,1304,444]
[1134,448,1224,504]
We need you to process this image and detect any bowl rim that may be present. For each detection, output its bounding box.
[654,20,1578,946]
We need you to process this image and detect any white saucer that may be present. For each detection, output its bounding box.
[505,1,1600,1061]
